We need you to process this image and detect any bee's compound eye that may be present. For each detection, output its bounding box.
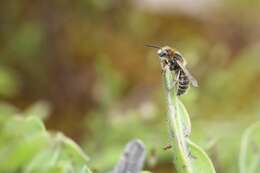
[158,49,166,57]
[157,49,162,55]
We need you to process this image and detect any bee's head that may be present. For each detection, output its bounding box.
[145,44,174,60]
[157,46,174,59]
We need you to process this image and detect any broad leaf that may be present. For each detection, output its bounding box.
[239,122,260,173]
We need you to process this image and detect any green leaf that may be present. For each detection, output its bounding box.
[3,116,46,136]
[0,113,92,173]
[239,121,260,173]
[80,166,92,173]
[0,116,49,172]
[24,101,51,120]
[55,133,89,164]
[0,102,19,119]
[177,98,191,137]
[0,133,49,172]
[24,144,61,173]
[188,139,216,173]
[163,66,216,173]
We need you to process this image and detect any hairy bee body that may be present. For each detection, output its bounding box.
[176,70,190,96]
[169,59,190,96]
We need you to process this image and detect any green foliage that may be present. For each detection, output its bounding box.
[24,101,51,120]
[187,140,216,173]
[95,58,127,109]
[8,22,44,58]
[0,66,20,98]
[163,66,216,173]
[0,112,91,173]
[85,109,169,171]
[239,122,260,173]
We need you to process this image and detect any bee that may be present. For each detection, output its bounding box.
[146,45,198,96]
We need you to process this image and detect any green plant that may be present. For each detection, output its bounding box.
[0,112,91,173]
[239,122,260,173]
[163,65,216,173]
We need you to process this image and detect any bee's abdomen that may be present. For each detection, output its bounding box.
[177,71,190,96]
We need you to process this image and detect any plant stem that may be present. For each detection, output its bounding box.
[163,66,193,173]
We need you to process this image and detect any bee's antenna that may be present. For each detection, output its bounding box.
[145,44,161,49]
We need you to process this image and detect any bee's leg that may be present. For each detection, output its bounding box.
[172,70,180,87]
[160,60,168,73]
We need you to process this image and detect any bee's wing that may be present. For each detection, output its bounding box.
[176,60,198,87]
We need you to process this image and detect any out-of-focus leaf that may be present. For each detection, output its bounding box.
[0,116,49,172]
[110,139,146,173]
[0,66,20,98]
[24,101,51,120]
[55,133,89,164]
[239,121,260,173]
[0,133,49,172]
[0,113,91,173]
[3,116,46,136]
[24,144,61,173]
[188,139,216,173]
[0,102,19,125]
[80,166,92,173]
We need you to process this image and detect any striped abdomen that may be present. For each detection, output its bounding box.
[177,70,190,96]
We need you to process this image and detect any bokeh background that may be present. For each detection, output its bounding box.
[0,0,260,172]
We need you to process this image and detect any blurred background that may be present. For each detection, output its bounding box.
[0,0,260,172]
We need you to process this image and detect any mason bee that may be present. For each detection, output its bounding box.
[146,45,198,96]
